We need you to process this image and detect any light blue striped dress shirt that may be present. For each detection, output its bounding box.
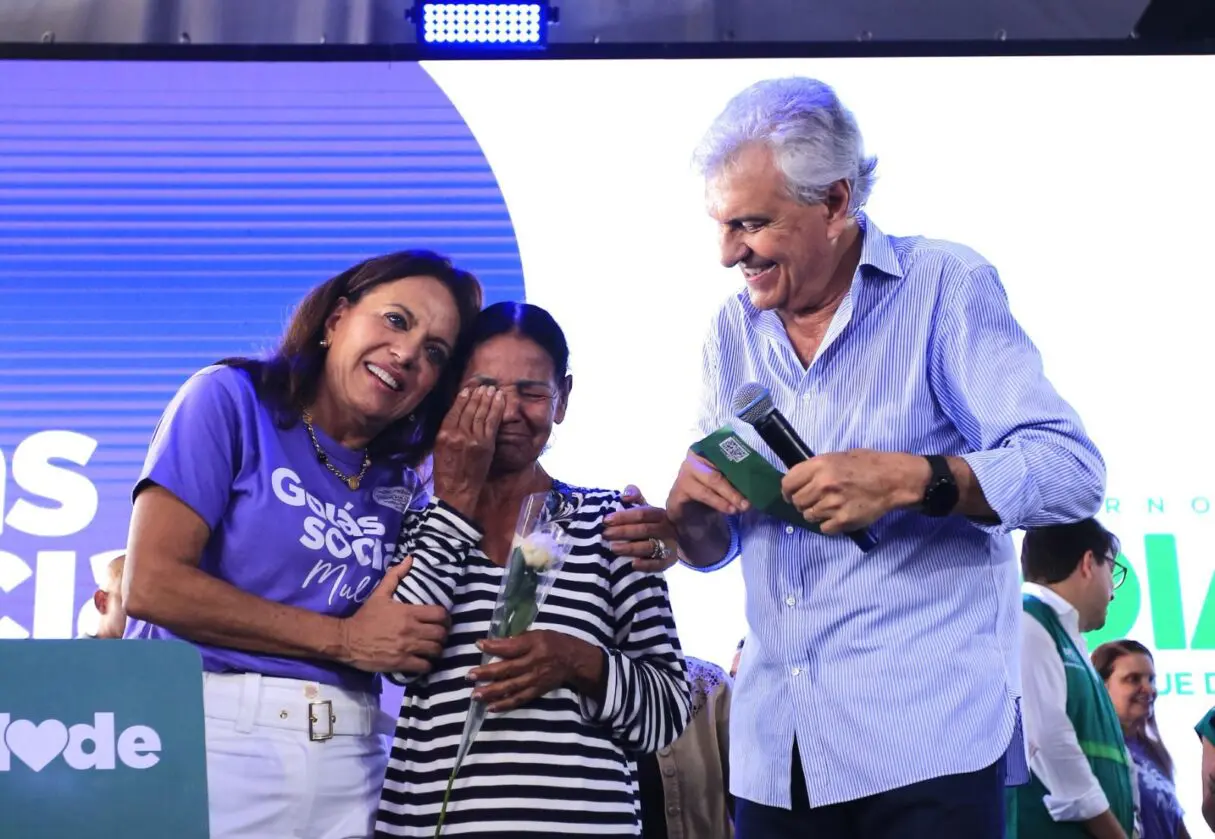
[691,213,1104,809]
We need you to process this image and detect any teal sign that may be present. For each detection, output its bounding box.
[0,640,209,838]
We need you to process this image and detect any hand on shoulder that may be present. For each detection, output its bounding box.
[602,484,680,573]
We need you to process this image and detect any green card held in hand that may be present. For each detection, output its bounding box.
[691,426,819,533]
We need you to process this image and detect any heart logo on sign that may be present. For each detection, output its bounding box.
[4,719,69,772]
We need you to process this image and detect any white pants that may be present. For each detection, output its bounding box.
[203,673,391,839]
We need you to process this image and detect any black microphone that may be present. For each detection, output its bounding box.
[732,382,878,553]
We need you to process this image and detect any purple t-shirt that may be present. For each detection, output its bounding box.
[1127,737,1184,839]
[126,364,425,693]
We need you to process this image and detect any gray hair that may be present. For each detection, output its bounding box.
[693,77,878,215]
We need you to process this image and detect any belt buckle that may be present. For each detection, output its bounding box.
[308,700,334,742]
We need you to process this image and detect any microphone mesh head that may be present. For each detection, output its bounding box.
[731,382,773,424]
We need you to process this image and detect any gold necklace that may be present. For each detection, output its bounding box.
[301,410,372,491]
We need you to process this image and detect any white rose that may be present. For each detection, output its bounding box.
[518,531,563,571]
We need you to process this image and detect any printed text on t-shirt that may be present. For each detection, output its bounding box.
[271,467,406,607]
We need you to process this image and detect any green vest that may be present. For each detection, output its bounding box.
[1196,705,1215,747]
[1006,594,1136,838]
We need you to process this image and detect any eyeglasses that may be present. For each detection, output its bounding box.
[1109,556,1128,590]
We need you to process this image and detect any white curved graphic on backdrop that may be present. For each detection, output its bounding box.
[426,55,1215,836]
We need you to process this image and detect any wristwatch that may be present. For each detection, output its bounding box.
[920,455,959,517]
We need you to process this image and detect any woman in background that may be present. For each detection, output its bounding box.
[1092,639,1189,839]
[124,250,484,839]
[637,656,733,839]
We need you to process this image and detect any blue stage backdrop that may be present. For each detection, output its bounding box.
[0,61,525,640]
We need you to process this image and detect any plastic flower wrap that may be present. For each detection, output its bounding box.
[434,488,575,837]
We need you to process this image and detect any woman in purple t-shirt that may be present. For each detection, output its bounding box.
[123,250,490,839]
[1093,640,1189,839]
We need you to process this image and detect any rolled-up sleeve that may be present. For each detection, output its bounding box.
[580,501,692,752]
[931,265,1106,530]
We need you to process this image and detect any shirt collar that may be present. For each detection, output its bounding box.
[855,212,903,280]
[1023,581,1083,638]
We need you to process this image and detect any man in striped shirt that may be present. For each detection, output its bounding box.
[666,76,1105,838]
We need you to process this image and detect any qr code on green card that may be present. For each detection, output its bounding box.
[718,437,750,463]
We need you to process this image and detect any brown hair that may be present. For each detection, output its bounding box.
[222,249,482,466]
[1021,518,1120,584]
[1091,639,1174,778]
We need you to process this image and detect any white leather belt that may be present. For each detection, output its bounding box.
[202,672,390,741]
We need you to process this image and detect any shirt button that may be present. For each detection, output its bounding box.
[667,805,681,816]
[662,766,676,778]
[785,595,796,607]
[785,525,795,535]
[791,667,802,676]
[658,747,672,757]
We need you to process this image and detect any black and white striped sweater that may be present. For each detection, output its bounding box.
[377,481,691,837]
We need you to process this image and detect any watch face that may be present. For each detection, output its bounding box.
[921,456,957,516]
[926,472,958,516]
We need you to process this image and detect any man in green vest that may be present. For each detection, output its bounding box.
[1010,519,1137,839]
